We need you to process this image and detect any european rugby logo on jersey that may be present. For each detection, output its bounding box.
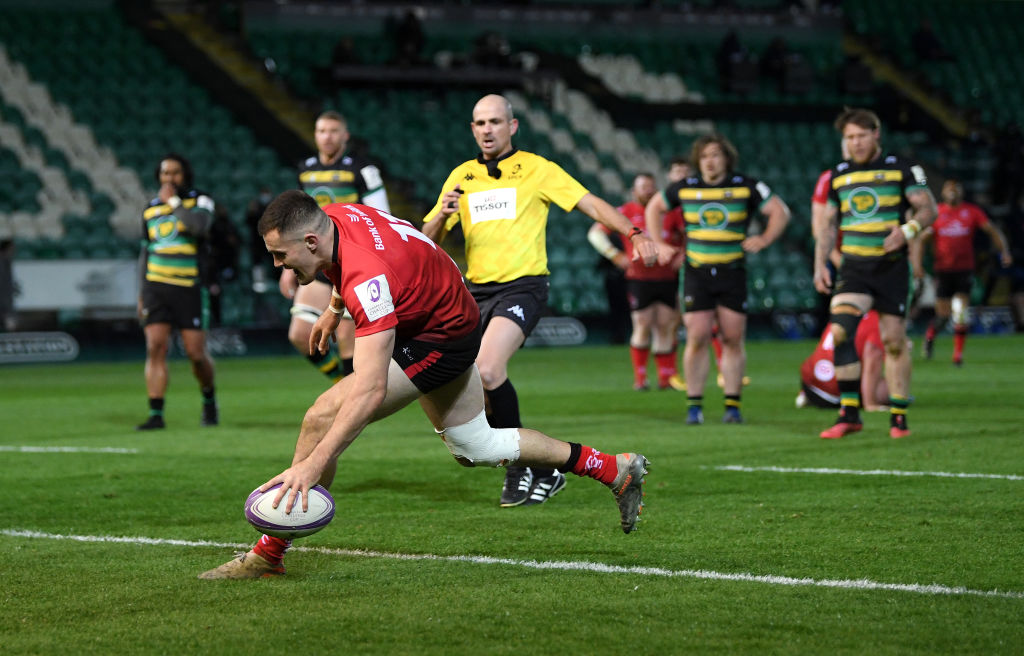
[468,188,516,224]
[355,274,394,322]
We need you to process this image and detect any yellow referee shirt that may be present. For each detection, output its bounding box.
[423,149,588,284]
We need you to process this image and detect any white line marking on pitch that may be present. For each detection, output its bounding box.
[714,465,1024,481]
[0,446,138,454]
[3,529,1021,600]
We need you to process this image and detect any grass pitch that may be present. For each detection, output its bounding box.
[2,335,1023,655]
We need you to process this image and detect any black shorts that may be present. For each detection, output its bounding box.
[833,256,910,316]
[682,263,747,314]
[801,382,840,409]
[934,270,973,299]
[140,282,209,330]
[392,322,482,394]
[627,279,679,312]
[467,275,548,337]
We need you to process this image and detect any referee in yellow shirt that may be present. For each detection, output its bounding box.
[422,94,660,507]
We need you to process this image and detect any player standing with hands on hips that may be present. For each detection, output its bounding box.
[813,108,937,439]
[421,94,661,507]
[198,192,650,579]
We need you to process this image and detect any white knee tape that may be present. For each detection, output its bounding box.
[290,303,322,325]
[951,296,968,327]
[291,303,352,323]
[436,410,521,468]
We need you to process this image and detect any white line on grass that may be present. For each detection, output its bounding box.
[714,465,1024,481]
[4,529,1022,600]
[0,446,138,454]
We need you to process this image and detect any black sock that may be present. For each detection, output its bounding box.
[148,397,164,417]
[342,357,354,376]
[201,386,216,406]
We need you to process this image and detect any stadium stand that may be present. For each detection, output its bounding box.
[0,0,1015,334]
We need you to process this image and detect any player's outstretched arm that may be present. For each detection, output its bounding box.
[577,193,658,266]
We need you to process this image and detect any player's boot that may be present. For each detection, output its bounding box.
[499,467,533,507]
[722,407,743,424]
[198,551,285,579]
[889,414,911,439]
[522,470,567,506]
[686,406,704,425]
[820,409,863,439]
[135,415,165,431]
[610,453,649,534]
[666,374,687,391]
[201,403,219,427]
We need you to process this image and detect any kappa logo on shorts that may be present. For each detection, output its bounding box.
[507,305,526,321]
[355,274,394,322]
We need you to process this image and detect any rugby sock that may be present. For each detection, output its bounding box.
[889,394,910,429]
[341,357,354,376]
[687,395,703,411]
[563,443,618,485]
[486,379,521,428]
[629,346,650,387]
[953,325,967,362]
[253,534,291,565]
[148,397,164,418]
[925,321,938,344]
[837,379,861,424]
[711,332,723,369]
[654,351,676,388]
[201,386,216,406]
[306,350,343,383]
[725,394,741,411]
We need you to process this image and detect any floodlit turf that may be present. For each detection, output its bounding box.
[2,335,1023,655]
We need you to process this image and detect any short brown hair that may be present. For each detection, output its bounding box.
[834,107,880,133]
[316,110,347,126]
[690,134,739,172]
[257,190,328,237]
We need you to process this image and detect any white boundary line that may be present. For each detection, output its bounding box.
[0,446,138,454]
[714,465,1024,481]
[4,529,1022,600]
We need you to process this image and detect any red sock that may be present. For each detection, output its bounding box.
[925,323,937,342]
[711,335,723,369]
[654,351,677,386]
[953,326,967,360]
[253,534,292,564]
[629,346,650,387]
[571,445,618,485]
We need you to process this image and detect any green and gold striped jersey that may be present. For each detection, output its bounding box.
[827,153,928,260]
[298,152,388,210]
[141,189,214,287]
[661,173,773,267]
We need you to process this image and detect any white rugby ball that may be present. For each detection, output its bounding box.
[244,483,335,539]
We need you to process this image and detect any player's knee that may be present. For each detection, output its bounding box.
[476,363,506,391]
[883,336,906,358]
[951,296,968,327]
[436,410,520,468]
[829,307,861,344]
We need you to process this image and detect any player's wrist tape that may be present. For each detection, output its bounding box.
[900,220,921,241]
[326,304,342,314]
[628,227,645,240]
[600,245,621,259]
[331,289,342,300]
[166,195,181,210]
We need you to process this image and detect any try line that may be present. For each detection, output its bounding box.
[3,529,1021,601]
[714,465,1023,481]
[0,446,138,454]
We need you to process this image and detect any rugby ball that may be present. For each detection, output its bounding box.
[244,483,335,539]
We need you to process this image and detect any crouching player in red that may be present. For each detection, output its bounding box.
[796,310,895,412]
[199,192,652,579]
